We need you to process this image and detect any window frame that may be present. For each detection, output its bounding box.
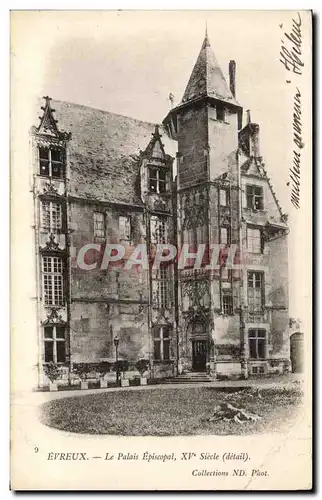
[38,147,64,179]
[222,291,233,315]
[150,215,168,245]
[247,227,263,254]
[118,215,131,242]
[93,211,105,239]
[153,267,170,309]
[216,104,225,122]
[248,329,267,359]
[153,326,171,362]
[246,184,264,211]
[41,200,63,232]
[44,324,66,364]
[219,188,229,207]
[220,226,231,246]
[247,271,265,312]
[42,256,64,306]
[148,166,167,194]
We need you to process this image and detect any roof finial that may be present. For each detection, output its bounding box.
[202,21,210,48]
[169,92,175,109]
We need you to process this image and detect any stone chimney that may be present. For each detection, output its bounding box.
[229,60,236,98]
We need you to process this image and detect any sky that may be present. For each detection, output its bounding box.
[11,10,312,325]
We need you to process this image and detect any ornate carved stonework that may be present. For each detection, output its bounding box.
[181,276,210,307]
[181,186,208,230]
[42,308,66,325]
[41,234,60,251]
[43,182,59,196]
[184,309,210,331]
[34,96,72,144]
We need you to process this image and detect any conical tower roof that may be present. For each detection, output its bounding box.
[181,34,239,107]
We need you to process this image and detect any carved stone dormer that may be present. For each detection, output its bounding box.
[39,234,66,254]
[140,125,173,212]
[36,96,71,143]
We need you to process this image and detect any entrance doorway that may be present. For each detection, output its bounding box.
[192,340,207,372]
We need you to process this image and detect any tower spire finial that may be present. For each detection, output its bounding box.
[202,21,210,48]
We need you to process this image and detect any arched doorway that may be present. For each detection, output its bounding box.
[190,321,208,372]
[290,332,304,373]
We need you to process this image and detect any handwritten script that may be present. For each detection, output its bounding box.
[280,12,304,210]
[280,12,304,75]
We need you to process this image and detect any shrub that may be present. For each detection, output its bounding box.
[114,360,129,374]
[72,363,90,381]
[43,362,61,383]
[135,359,150,376]
[97,361,112,377]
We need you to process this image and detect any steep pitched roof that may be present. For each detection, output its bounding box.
[181,35,239,107]
[33,99,177,205]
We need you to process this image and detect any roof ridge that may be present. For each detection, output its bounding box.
[49,98,160,128]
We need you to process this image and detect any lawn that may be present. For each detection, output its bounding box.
[40,385,303,436]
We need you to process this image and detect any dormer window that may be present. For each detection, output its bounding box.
[149,167,167,194]
[39,147,64,178]
[246,185,264,210]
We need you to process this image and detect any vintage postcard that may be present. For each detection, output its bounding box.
[10,10,312,491]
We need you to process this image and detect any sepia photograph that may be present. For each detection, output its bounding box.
[10,10,312,490]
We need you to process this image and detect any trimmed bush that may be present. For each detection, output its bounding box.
[135,359,150,376]
[43,362,61,383]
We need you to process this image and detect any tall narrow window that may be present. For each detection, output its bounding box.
[152,268,169,309]
[41,201,62,231]
[247,227,263,254]
[153,326,171,361]
[222,292,233,315]
[220,189,229,207]
[44,325,66,363]
[119,216,131,241]
[93,212,105,239]
[248,329,266,359]
[248,272,264,312]
[246,185,264,210]
[39,147,63,178]
[220,226,230,245]
[158,169,167,193]
[151,216,167,244]
[42,256,64,306]
[158,267,168,309]
[216,104,225,122]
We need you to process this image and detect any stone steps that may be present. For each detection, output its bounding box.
[164,372,214,384]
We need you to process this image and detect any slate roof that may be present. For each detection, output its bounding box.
[33,99,177,206]
[181,35,239,107]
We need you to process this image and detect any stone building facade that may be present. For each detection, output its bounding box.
[30,34,289,387]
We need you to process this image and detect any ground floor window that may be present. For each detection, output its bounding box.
[44,325,66,363]
[153,326,170,361]
[248,329,266,359]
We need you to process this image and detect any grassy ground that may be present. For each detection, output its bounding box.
[40,385,303,436]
